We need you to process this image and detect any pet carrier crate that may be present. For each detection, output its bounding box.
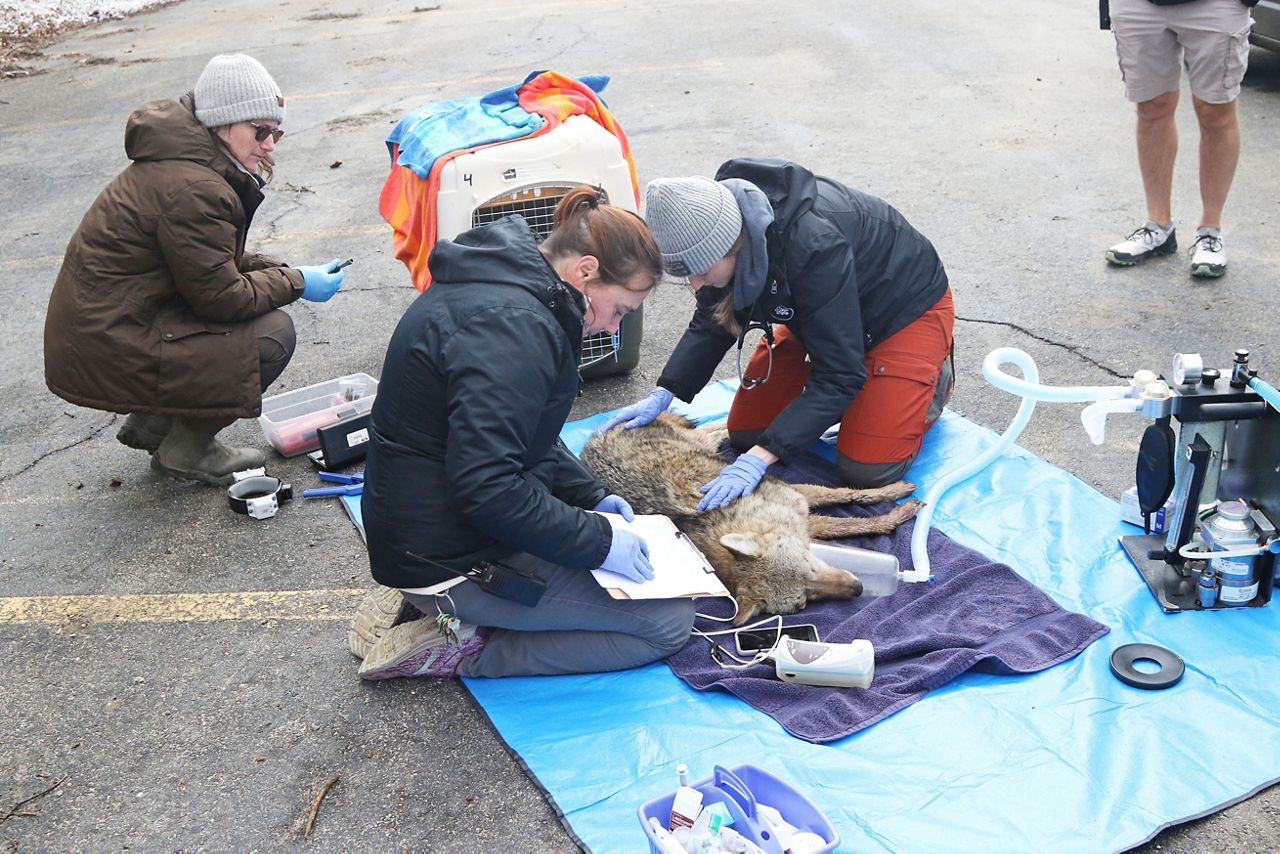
[434,115,643,378]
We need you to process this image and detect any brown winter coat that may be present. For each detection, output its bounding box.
[44,93,304,420]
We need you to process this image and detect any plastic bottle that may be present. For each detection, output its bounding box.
[809,541,900,597]
[647,817,689,854]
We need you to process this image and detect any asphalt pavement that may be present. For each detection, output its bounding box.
[2,0,1278,851]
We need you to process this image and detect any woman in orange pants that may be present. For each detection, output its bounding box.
[599,158,954,511]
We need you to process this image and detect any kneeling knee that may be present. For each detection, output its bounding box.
[836,454,913,489]
[651,600,696,657]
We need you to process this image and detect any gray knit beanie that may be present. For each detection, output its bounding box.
[193,54,285,128]
[644,176,743,277]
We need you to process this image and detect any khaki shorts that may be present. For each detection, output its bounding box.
[1111,0,1254,104]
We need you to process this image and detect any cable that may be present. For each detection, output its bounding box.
[689,610,796,670]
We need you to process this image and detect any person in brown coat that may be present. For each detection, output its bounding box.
[44,54,347,485]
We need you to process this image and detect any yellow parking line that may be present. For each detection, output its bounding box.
[1,224,388,272]
[256,224,388,244]
[2,254,62,271]
[0,589,370,626]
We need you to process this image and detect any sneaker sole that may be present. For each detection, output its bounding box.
[348,586,413,659]
[1106,238,1178,266]
[1190,263,1225,278]
[357,618,446,680]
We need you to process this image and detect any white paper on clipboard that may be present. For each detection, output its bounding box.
[592,513,730,600]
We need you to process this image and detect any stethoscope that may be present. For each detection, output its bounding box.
[735,319,776,390]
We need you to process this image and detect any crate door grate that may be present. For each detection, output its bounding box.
[473,185,620,369]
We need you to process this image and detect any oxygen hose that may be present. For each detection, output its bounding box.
[903,348,1135,584]
[1248,376,1280,415]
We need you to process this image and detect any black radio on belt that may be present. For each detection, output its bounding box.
[404,550,547,607]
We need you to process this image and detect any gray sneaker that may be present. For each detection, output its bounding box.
[1189,228,1226,278]
[347,585,418,659]
[357,618,486,680]
[1106,221,1177,266]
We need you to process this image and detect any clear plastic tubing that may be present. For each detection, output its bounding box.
[904,347,1133,584]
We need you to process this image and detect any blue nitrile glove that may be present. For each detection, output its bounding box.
[297,258,346,302]
[697,453,769,513]
[593,494,636,522]
[595,388,674,434]
[599,527,654,583]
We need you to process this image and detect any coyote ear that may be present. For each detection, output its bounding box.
[719,532,762,558]
[732,596,766,626]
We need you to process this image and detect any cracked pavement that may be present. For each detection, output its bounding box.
[2,0,1279,851]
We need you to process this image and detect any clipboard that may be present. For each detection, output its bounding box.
[592,514,730,601]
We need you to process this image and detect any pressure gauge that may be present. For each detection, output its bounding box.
[1172,353,1203,386]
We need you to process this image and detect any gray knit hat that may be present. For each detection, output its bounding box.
[193,54,285,129]
[644,176,743,277]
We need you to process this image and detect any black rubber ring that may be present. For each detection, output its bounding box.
[1109,643,1185,690]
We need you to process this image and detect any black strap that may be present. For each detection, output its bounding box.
[226,476,293,519]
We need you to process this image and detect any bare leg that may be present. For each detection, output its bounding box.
[1192,96,1240,230]
[791,481,917,509]
[1136,90,1179,226]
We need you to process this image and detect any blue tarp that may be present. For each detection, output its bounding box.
[464,381,1280,853]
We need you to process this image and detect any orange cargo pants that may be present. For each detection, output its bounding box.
[727,288,955,488]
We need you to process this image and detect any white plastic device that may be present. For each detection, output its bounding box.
[773,636,875,689]
[432,114,640,372]
[434,114,638,240]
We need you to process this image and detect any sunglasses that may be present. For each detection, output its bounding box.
[247,121,285,144]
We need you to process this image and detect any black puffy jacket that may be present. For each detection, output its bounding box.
[363,216,612,589]
[657,158,949,462]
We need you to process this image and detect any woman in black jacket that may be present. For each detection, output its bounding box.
[603,158,955,510]
[357,187,694,680]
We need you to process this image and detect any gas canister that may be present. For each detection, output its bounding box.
[1200,501,1262,606]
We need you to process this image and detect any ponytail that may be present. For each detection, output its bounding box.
[542,186,662,290]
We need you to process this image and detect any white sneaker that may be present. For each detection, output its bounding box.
[1106,221,1177,266]
[1189,228,1226,278]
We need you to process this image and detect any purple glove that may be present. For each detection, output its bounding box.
[599,527,654,583]
[596,388,674,434]
[593,494,636,522]
[697,454,769,512]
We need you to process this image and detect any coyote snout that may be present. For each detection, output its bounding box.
[582,413,921,624]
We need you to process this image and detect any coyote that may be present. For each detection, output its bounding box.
[582,413,922,624]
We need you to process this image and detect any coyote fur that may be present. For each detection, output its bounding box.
[581,413,922,624]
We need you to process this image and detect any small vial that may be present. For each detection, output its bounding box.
[676,763,689,787]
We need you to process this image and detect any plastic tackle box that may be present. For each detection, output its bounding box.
[258,373,378,457]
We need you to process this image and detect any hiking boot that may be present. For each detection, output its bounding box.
[1189,228,1226,278]
[116,413,173,453]
[1106,221,1177,266]
[348,585,420,659]
[150,419,266,486]
[357,617,486,680]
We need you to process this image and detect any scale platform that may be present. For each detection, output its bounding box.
[1120,533,1274,613]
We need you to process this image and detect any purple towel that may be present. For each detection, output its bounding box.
[666,451,1110,743]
